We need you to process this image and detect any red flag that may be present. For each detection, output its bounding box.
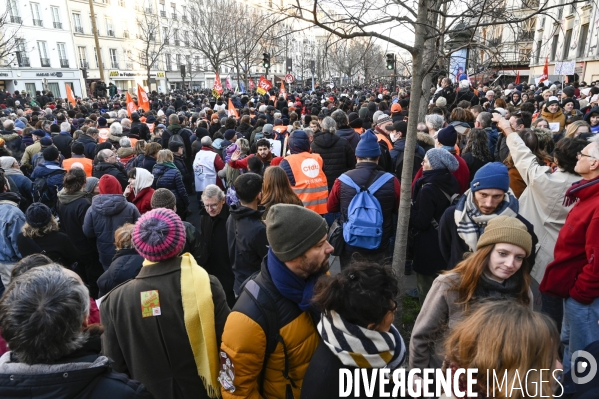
[378,83,382,94]
[539,57,549,83]
[126,91,136,116]
[213,73,224,97]
[257,76,273,95]
[65,84,76,107]
[249,78,255,91]
[137,84,150,112]
[514,71,520,85]
[228,98,239,118]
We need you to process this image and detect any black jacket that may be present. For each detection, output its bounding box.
[16,230,81,268]
[236,122,253,141]
[409,170,460,275]
[56,192,96,254]
[198,204,235,307]
[0,336,153,399]
[438,205,538,269]
[461,152,492,182]
[334,127,361,150]
[226,204,269,295]
[456,87,480,106]
[93,162,128,191]
[310,132,356,191]
[130,121,150,141]
[76,134,98,160]
[97,248,144,297]
[53,132,73,159]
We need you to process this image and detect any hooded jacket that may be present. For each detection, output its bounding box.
[0,131,23,160]
[335,126,361,150]
[0,192,25,270]
[226,204,269,295]
[56,189,96,254]
[117,147,136,166]
[541,106,566,133]
[83,194,140,270]
[126,168,154,215]
[97,248,144,297]
[53,131,73,159]
[310,132,356,191]
[75,134,97,160]
[93,162,128,191]
[152,164,189,207]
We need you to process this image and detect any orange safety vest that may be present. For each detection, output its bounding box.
[287,152,328,215]
[62,157,93,177]
[354,127,365,135]
[375,133,393,150]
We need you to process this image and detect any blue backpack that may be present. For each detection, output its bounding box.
[338,172,394,250]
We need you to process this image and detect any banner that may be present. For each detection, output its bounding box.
[514,71,520,85]
[226,76,232,90]
[137,84,150,112]
[228,98,239,118]
[539,57,549,83]
[256,76,273,95]
[213,73,224,97]
[554,61,576,76]
[249,78,255,91]
[65,84,76,107]
[126,91,136,116]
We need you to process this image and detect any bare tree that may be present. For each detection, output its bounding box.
[131,8,172,91]
[0,7,24,67]
[329,39,367,84]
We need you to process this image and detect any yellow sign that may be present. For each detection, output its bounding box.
[156,71,165,78]
[109,70,119,77]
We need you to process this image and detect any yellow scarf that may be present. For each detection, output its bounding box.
[143,254,220,397]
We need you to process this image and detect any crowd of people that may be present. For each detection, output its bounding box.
[0,76,597,398]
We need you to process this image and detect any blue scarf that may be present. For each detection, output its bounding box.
[267,248,318,312]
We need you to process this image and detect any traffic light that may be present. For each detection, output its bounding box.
[263,53,270,69]
[386,54,395,70]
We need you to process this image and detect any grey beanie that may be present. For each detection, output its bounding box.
[426,148,459,172]
[263,124,274,136]
[266,204,328,262]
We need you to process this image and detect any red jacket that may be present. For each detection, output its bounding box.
[540,178,599,304]
[229,153,283,169]
[127,187,155,215]
[411,153,470,194]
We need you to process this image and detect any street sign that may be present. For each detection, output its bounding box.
[285,73,295,83]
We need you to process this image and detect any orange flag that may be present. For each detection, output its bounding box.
[514,71,520,85]
[126,91,136,116]
[66,84,76,107]
[137,84,150,112]
[228,98,239,118]
[280,80,287,99]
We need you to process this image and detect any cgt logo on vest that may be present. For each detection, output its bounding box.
[301,158,320,178]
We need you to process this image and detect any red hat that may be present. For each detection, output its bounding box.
[99,174,122,194]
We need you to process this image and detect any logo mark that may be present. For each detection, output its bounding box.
[571,350,597,385]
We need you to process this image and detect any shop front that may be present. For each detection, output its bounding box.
[107,70,166,93]
[0,69,84,99]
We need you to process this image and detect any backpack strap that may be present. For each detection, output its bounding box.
[365,172,394,195]
[338,173,361,192]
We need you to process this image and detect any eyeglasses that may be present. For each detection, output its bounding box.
[204,202,221,209]
[577,151,596,159]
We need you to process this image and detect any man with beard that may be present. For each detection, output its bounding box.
[228,138,283,173]
[219,204,332,399]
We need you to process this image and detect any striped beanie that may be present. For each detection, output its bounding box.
[132,208,186,262]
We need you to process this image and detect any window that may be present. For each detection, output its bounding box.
[47,82,60,98]
[551,34,559,61]
[124,49,132,69]
[73,13,83,33]
[171,3,176,19]
[37,41,49,67]
[109,48,118,68]
[31,3,42,26]
[160,1,166,17]
[535,40,542,63]
[194,56,200,71]
[25,83,36,95]
[578,24,589,58]
[175,53,181,67]
[106,18,114,36]
[58,43,68,67]
[7,0,21,23]
[65,82,75,96]
[94,47,100,68]
[563,29,572,59]
[51,7,61,28]
[78,46,88,68]
[16,39,28,66]
[163,27,169,43]
[174,28,179,45]
[165,53,171,71]
[90,15,99,35]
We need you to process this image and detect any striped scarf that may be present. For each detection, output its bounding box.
[318,310,406,369]
[454,189,519,252]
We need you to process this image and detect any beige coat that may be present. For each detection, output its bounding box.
[507,133,581,283]
[21,141,41,167]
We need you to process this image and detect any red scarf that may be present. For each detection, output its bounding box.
[563,174,599,207]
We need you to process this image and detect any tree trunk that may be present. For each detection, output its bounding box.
[391,0,433,277]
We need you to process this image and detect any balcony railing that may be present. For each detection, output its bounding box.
[80,60,89,68]
[74,26,84,33]
[111,62,119,69]
[60,58,69,68]
[40,58,50,67]
[17,54,29,67]
[175,39,180,46]
[521,0,540,8]
[107,30,115,37]
[488,38,501,46]
[172,13,177,19]
[33,19,43,27]
[10,15,22,24]
[160,10,166,17]
[53,21,62,29]
[519,31,535,41]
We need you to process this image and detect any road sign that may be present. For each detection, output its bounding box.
[285,73,295,83]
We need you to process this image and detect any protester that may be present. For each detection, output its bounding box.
[460,128,494,181]
[220,204,332,399]
[193,136,225,197]
[93,148,128,191]
[124,167,155,215]
[101,208,229,399]
[411,216,533,369]
[301,262,406,399]
[152,149,189,220]
[260,166,303,218]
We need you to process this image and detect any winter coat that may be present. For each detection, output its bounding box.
[138,155,157,173]
[75,134,98,160]
[6,173,32,203]
[335,126,361,150]
[455,87,479,106]
[461,152,492,182]
[100,256,230,399]
[390,138,425,181]
[226,204,269,295]
[53,132,73,158]
[0,340,153,399]
[506,133,582,284]
[0,131,22,160]
[152,164,189,207]
[56,190,96,254]
[30,161,66,197]
[438,203,537,269]
[0,192,26,269]
[117,147,136,167]
[17,230,80,267]
[198,204,235,307]
[539,177,599,304]
[127,187,154,215]
[410,170,460,275]
[21,141,41,167]
[220,258,319,399]
[236,122,253,141]
[130,121,150,141]
[310,132,356,191]
[417,132,435,153]
[541,107,566,133]
[97,248,144,297]
[93,162,128,191]
[508,166,527,198]
[412,153,470,195]
[83,194,140,270]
